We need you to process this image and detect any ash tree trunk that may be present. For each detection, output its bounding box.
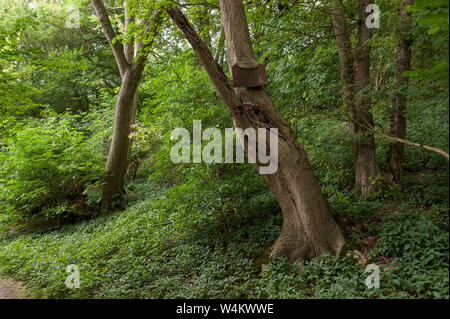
[167,0,344,263]
[331,0,379,196]
[91,0,161,209]
[387,0,414,183]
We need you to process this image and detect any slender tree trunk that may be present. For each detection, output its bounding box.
[199,7,212,48]
[120,89,139,188]
[102,65,144,205]
[353,0,379,196]
[331,3,356,138]
[331,1,379,196]
[167,1,344,263]
[91,0,161,208]
[214,27,225,63]
[387,0,414,183]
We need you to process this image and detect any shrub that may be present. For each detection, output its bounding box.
[0,114,104,222]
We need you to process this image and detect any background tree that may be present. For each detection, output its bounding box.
[331,0,379,196]
[387,0,414,182]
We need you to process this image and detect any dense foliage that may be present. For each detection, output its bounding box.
[0,114,104,221]
[0,0,448,299]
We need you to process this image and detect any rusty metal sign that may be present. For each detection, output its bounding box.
[232,64,268,88]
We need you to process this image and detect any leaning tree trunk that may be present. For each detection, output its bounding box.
[387,0,414,183]
[167,1,344,263]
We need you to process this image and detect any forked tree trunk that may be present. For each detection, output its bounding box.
[167,1,344,263]
[387,0,414,183]
[331,1,379,196]
[91,0,161,208]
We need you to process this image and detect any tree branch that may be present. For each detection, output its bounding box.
[91,0,129,76]
[134,10,163,67]
[355,117,449,160]
[379,132,449,160]
[165,7,241,110]
[124,0,136,64]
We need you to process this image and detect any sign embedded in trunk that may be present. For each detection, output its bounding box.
[232,64,268,88]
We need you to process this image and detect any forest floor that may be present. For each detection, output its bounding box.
[0,170,448,298]
[0,277,30,299]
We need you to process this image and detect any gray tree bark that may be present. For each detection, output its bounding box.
[331,1,379,196]
[387,0,414,183]
[167,1,344,263]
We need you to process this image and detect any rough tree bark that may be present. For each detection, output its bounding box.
[331,1,379,196]
[166,1,344,263]
[387,0,414,183]
[91,0,161,208]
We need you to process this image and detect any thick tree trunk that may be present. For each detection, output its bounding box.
[387,0,414,183]
[232,88,345,261]
[167,2,344,263]
[331,1,379,196]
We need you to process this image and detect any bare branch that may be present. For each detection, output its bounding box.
[355,117,450,161]
[379,132,449,160]
[166,7,241,110]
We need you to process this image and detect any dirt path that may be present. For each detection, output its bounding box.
[0,277,30,299]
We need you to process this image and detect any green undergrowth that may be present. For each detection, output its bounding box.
[0,169,448,299]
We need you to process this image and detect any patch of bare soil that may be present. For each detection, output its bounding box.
[0,277,32,299]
